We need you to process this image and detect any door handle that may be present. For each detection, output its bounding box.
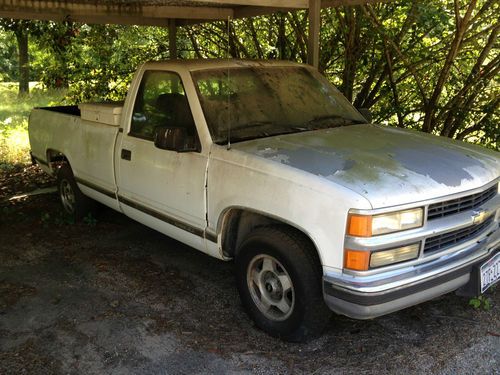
[121,149,132,161]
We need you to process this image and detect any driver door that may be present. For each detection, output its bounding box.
[115,70,207,250]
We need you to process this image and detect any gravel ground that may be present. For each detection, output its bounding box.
[0,166,499,374]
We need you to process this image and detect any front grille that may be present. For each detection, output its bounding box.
[427,185,497,220]
[424,216,494,254]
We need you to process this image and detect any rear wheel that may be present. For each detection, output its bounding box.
[57,164,96,220]
[235,226,331,342]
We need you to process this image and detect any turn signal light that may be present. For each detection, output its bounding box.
[347,214,372,237]
[344,249,370,271]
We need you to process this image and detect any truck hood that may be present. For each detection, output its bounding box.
[231,124,500,208]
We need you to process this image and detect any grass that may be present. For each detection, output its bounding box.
[0,82,66,168]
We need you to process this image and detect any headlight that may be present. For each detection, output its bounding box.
[344,243,420,271]
[347,207,424,237]
[369,243,420,268]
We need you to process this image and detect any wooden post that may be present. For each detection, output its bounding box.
[169,19,177,59]
[307,0,320,68]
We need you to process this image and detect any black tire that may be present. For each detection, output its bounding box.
[235,226,331,342]
[57,164,96,220]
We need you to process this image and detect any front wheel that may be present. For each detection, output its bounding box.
[235,226,331,342]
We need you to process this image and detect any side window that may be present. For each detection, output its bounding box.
[130,71,197,142]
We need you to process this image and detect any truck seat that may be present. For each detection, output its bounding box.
[156,93,196,135]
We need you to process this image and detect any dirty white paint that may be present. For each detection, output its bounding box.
[29,59,500,277]
[233,124,500,208]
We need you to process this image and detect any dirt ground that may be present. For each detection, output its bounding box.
[1,165,499,374]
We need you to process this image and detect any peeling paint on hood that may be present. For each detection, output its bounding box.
[232,124,500,208]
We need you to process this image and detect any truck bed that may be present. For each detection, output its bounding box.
[29,104,121,204]
[38,105,81,116]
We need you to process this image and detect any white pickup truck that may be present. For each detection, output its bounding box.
[29,59,500,342]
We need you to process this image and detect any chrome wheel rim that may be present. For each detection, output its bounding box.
[247,254,295,321]
[60,179,75,214]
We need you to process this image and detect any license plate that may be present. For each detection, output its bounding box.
[480,252,500,294]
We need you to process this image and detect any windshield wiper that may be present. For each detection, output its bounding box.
[223,121,274,144]
[224,134,270,144]
[232,121,274,132]
[306,115,364,128]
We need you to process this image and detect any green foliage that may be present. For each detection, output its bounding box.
[40,211,76,227]
[54,212,76,226]
[469,295,491,310]
[40,211,51,227]
[0,82,65,166]
[0,31,17,81]
[40,210,96,226]
[58,24,178,102]
[83,212,97,227]
[182,1,498,150]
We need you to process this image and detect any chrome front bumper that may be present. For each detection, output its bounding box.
[323,183,500,320]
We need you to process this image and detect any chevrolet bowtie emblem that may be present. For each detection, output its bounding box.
[472,209,490,225]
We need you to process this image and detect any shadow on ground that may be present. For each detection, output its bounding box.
[0,166,498,374]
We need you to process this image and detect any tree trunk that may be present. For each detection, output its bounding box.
[340,7,361,102]
[15,28,29,95]
[169,21,177,59]
[278,13,286,60]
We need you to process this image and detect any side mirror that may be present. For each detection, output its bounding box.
[154,127,188,151]
[357,108,372,123]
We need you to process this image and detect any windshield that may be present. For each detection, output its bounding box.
[192,66,366,144]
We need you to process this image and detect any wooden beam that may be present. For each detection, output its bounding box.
[231,0,392,19]
[322,0,392,7]
[199,0,390,6]
[0,0,395,27]
[233,6,295,19]
[0,0,234,24]
[0,10,172,26]
[195,0,307,8]
[307,0,321,68]
[137,5,233,20]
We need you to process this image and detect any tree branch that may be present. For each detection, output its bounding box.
[422,0,477,133]
[361,4,428,106]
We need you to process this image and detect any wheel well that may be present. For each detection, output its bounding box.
[220,209,323,267]
[46,149,69,174]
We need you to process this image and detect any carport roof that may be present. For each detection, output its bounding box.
[0,0,388,26]
[0,0,391,68]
